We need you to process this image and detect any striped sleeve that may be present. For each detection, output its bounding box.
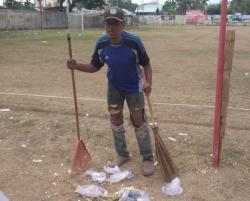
[124,33,150,66]
[135,36,150,66]
[91,36,109,68]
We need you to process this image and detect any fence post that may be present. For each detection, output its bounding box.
[212,0,228,168]
[38,0,43,32]
[219,30,235,160]
[81,9,85,32]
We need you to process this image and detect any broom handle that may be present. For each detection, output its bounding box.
[142,69,156,123]
[67,34,80,140]
[146,95,156,123]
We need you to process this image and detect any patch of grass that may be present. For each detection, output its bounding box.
[223,148,244,160]
[0,29,103,44]
[128,25,213,33]
[0,26,215,44]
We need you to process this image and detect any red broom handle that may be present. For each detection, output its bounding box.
[67,34,80,140]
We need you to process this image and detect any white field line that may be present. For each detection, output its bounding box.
[1,91,250,112]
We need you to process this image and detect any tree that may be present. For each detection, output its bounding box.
[207,3,221,14]
[5,0,15,8]
[163,0,209,14]
[163,0,177,14]
[230,0,250,14]
[58,0,106,12]
[109,0,137,12]
[176,0,209,14]
[207,3,234,15]
[81,0,106,10]
[5,0,34,9]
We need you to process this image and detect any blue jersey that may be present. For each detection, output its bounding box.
[91,31,150,93]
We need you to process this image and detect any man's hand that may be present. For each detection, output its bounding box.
[143,82,152,96]
[67,59,78,70]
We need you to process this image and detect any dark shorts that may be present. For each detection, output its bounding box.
[107,84,145,114]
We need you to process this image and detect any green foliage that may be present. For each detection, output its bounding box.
[230,0,250,14]
[207,3,221,14]
[109,0,137,12]
[163,0,177,14]
[80,0,106,10]
[5,0,34,10]
[207,1,245,15]
[176,0,209,14]
[163,0,209,14]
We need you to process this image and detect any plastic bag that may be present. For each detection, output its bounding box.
[0,191,9,201]
[104,165,121,174]
[162,177,183,196]
[108,170,134,183]
[75,184,107,198]
[84,170,106,183]
[119,189,150,201]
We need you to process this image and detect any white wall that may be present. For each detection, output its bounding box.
[0,9,67,29]
[0,0,4,6]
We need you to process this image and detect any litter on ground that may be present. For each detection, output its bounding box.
[84,170,106,183]
[0,191,9,201]
[84,167,134,183]
[32,159,42,163]
[0,109,10,112]
[75,184,107,198]
[162,177,183,196]
[178,133,188,136]
[107,170,134,183]
[104,165,120,174]
[116,187,151,201]
[168,137,177,142]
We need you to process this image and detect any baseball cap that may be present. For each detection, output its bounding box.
[103,7,124,22]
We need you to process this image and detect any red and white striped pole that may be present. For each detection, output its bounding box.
[212,0,228,168]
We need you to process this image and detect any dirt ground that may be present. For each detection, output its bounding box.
[0,26,249,201]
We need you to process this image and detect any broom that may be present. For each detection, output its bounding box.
[144,77,178,182]
[67,33,91,177]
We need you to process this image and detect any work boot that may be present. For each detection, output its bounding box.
[143,160,154,176]
[107,155,130,168]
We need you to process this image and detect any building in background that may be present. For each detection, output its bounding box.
[135,2,163,15]
[0,0,5,7]
[186,10,208,25]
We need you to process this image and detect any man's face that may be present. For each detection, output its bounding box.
[105,19,124,40]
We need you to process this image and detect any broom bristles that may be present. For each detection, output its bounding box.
[152,126,178,182]
[71,140,91,177]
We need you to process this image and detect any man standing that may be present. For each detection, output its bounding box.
[67,7,154,176]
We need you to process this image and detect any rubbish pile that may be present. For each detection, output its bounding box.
[75,165,183,200]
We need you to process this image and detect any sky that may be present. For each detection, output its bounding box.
[131,0,221,5]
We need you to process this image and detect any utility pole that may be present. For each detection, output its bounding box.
[66,0,69,30]
[38,0,43,32]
